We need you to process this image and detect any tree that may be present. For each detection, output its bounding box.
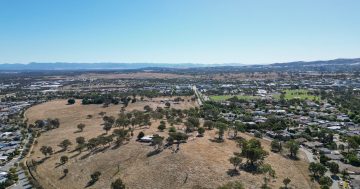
[40,146,53,157]
[67,98,75,105]
[63,168,69,176]
[103,122,113,134]
[76,137,86,152]
[169,132,188,149]
[286,140,299,158]
[229,156,242,171]
[60,155,69,164]
[309,162,327,178]
[233,121,245,138]
[320,185,330,189]
[111,178,126,189]
[338,144,345,151]
[240,139,268,167]
[327,162,339,175]
[347,137,359,152]
[76,136,86,145]
[203,120,214,130]
[137,131,145,140]
[143,105,152,112]
[260,164,276,179]
[283,177,291,189]
[113,129,129,146]
[270,140,282,152]
[90,171,101,183]
[215,122,228,140]
[168,126,176,133]
[320,154,330,165]
[197,127,205,137]
[185,117,200,133]
[151,134,164,151]
[158,124,166,131]
[217,181,244,189]
[165,102,171,108]
[87,138,99,151]
[77,123,86,132]
[319,176,333,187]
[58,139,72,150]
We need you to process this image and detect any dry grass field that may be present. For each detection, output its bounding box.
[25,98,316,189]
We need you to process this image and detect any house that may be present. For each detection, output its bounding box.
[318,147,331,154]
[324,153,344,161]
[140,135,153,142]
[295,138,307,144]
[303,141,323,149]
[0,172,7,183]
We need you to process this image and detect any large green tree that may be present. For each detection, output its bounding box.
[240,139,268,167]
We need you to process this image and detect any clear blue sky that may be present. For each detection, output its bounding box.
[0,0,359,64]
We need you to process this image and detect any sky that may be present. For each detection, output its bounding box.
[0,0,359,64]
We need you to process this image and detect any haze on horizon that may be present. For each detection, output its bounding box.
[0,0,359,64]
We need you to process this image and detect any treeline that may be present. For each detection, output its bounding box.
[81,94,119,105]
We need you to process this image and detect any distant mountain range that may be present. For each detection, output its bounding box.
[0,62,242,71]
[0,58,359,71]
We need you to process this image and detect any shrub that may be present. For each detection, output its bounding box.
[67,98,75,105]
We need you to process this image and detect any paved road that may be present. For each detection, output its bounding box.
[192,85,203,106]
[300,147,315,163]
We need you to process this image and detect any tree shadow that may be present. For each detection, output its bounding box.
[59,174,67,180]
[79,146,109,160]
[209,138,224,143]
[70,151,82,159]
[36,156,50,165]
[226,169,240,177]
[55,162,65,168]
[240,164,262,174]
[80,152,92,160]
[54,149,66,154]
[85,180,97,188]
[286,154,300,161]
[146,149,162,157]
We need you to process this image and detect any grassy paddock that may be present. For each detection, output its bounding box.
[273,89,319,101]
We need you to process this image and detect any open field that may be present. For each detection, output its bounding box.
[25,98,316,189]
[273,89,319,101]
[210,95,259,102]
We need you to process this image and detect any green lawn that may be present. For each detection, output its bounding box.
[273,89,319,101]
[209,95,259,102]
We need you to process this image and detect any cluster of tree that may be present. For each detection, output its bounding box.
[40,145,53,156]
[331,88,360,123]
[343,135,360,166]
[302,127,337,150]
[259,116,291,131]
[82,94,119,105]
[308,162,333,188]
[32,118,60,131]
